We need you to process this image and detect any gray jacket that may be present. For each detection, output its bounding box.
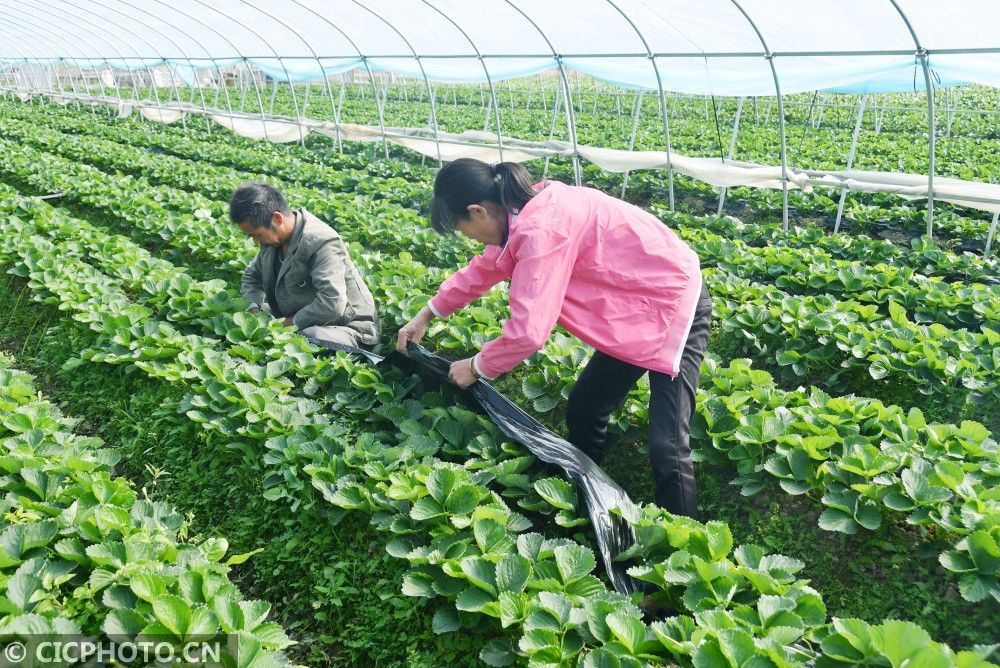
[241,208,380,345]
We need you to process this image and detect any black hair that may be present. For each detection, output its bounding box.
[429,158,537,234]
[229,182,291,229]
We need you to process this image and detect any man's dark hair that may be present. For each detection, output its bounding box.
[229,182,291,229]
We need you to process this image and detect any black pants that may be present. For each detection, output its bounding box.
[566,286,713,518]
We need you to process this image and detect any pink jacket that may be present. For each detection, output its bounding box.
[429,181,703,380]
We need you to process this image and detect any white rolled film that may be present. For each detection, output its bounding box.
[814,170,1000,214]
[210,114,309,143]
[314,124,554,163]
[139,105,184,124]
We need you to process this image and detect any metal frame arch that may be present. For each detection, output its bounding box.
[350,0,444,166]
[0,46,21,96]
[0,3,136,99]
[728,0,791,231]
[278,1,364,153]
[75,0,188,113]
[233,0,311,145]
[0,19,73,99]
[279,1,381,155]
[605,0,677,211]
[95,0,214,120]
[0,48,26,98]
[888,0,936,237]
[28,0,172,110]
[0,11,117,103]
[501,1,582,185]
[0,22,66,94]
[148,0,270,140]
[418,0,505,162]
[184,0,302,144]
[5,6,131,79]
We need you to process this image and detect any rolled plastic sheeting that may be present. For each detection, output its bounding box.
[209,115,308,144]
[575,145,813,189]
[814,170,1000,214]
[139,106,185,124]
[308,337,639,596]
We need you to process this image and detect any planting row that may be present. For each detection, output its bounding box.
[2,185,995,666]
[3,183,997,609]
[0,351,297,665]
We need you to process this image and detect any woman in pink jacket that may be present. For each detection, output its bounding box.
[397,159,712,518]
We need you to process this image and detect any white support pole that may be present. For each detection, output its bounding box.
[483,90,493,133]
[557,60,582,185]
[335,80,346,152]
[834,94,869,234]
[542,81,563,179]
[717,96,746,216]
[921,57,936,238]
[985,211,999,258]
[620,90,645,199]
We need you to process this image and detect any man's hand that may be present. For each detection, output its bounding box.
[248,306,261,315]
[396,306,434,354]
[449,357,477,389]
[282,316,294,327]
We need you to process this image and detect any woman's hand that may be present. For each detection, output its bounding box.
[396,306,434,354]
[449,357,477,389]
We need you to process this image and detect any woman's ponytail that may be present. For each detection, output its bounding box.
[492,161,537,215]
[429,158,537,234]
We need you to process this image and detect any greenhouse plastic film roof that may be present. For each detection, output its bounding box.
[2,0,1000,95]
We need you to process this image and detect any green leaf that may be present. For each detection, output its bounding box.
[582,647,623,668]
[432,608,461,635]
[959,574,998,603]
[606,610,646,653]
[188,606,220,638]
[534,477,576,511]
[495,554,531,594]
[426,468,458,504]
[818,508,858,534]
[410,496,445,521]
[252,621,293,649]
[480,638,516,666]
[226,547,264,566]
[6,574,42,612]
[869,619,932,667]
[130,573,170,603]
[474,519,514,556]
[966,530,1000,573]
[152,595,191,637]
[213,597,244,633]
[200,537,229,563]
[103,609,146,639]
[456,586,495,613]
[554,544,596,585]
[401,571,434,598]
[460,557,497,595]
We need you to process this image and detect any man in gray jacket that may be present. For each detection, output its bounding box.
[233,182,380,348]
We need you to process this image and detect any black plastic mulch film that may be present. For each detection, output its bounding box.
[310,338,639,596]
